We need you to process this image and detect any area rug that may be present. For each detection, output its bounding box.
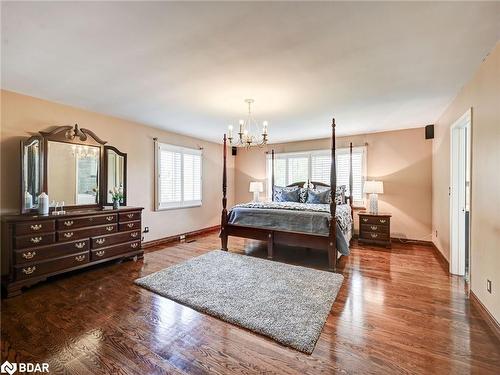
[134,250,343,354]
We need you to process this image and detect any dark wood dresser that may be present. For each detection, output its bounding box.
[1,207,143,297]
[358,211,391,248]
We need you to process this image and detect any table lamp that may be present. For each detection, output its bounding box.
[249,181,264,202]
[364,180,384,214]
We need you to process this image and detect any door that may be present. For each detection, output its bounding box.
[450,109,471,278]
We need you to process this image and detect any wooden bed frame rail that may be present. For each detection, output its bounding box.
[220,118,353,272]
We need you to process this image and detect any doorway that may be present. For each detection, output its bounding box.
[450,108,472,280]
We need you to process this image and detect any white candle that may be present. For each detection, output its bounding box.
[228,125,233,138]
[239,120,244,134]
[263,121,268,134]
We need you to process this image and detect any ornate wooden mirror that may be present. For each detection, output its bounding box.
[104,146,127,206]
[20,124,128,213]
[20,136,44,213]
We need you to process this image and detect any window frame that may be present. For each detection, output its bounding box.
[266,147,367,207]
[154,142,203,211]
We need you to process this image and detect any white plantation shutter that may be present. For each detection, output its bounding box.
[183,152,202,203]
[336,153,350,194]
[159,149,181,203]
[267,147,366,205]
[311,154,331,184]
[350,151,364,203]
[156,142,202,210]
[267,157,287,197]
[287,157,309,184]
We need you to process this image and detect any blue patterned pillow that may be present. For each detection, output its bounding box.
[306,189,331,204]
[273,186,300,202]
[314,185,346,205]
[299,188,308,203]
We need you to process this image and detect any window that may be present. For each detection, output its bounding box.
[266,147,366,206]
[155,142,202,210]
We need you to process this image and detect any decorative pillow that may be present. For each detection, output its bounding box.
[273,186,300,202]
[306,189,331,204]
[308,185,346,205]
[299,188,308,203]
[335,185,346,205]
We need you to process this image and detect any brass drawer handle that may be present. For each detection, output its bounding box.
[105,225,114,232]
[30,236,42,243]
[64,220,74,227]
[22,251,36,259]
[370,233,378,238]
[22,266,36,275]
[96,250,105,257]
[75,242,86,249]
[130,242,138,249]
[96,238,106,245]
[75,255,86,262]
[30,224,42,231]
[127,213,134,218]
[130,232,138,238]
[63,232,74,238]
[362,218,368,222]
[379,219,387,224]
[127,223,134,228]
[370,225,378,231]
[106,216,114,221]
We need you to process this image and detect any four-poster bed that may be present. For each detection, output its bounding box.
[220,118,353,272]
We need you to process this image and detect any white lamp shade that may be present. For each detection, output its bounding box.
[249,181,264,193]
[364,180,384,194]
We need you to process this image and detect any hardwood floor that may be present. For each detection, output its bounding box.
[2,233,499,374]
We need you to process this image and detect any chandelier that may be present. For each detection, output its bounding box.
[227,99,269,148]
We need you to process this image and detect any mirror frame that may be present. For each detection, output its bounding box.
[103,146,128,206]
[20,135,44,214]
[40,124,107,210]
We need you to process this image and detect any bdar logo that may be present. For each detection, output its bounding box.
[0,361,17,375]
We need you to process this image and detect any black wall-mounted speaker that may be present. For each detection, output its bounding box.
[425,124,434,140]
[232,146,237,156]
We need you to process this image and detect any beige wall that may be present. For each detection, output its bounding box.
[0,90,234,242]
[234,127,433,241]
[432,43,500,322]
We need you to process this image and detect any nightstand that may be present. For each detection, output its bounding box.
[358,211,392,248]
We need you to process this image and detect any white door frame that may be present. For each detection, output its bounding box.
[449,108,472,276]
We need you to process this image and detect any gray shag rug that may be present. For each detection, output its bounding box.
[134,250,343,354]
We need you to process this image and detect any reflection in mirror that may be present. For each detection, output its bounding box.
[23,138,42,210]
[47,141,100,205]
[107,149,125,204]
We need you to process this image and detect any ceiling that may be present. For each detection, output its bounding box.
[2,2,499,143]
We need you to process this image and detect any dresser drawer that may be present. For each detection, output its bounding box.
[119,211,141,222]
[91,240,141,261]
[360,231,389,241]
[92,230,141,249]
[58,224,117,242]
[119,220,141,231]
[361,223,389,234]
[15,232,55,249]
[57,213,117,230]
[14,239,90,265]
[14,251,89,281]
[359,216,390,225]
[15,220,55,236]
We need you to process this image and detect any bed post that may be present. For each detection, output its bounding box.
[220,134,228,251]
[349,142,354,223]
[328,118,337,272]
[271,149,275,202]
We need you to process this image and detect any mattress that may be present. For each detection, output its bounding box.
[228,201,352,255]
